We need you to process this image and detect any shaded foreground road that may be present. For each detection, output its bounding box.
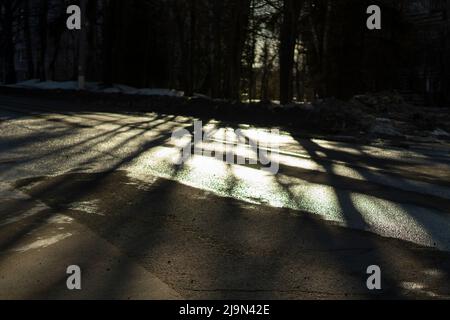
[0,95,449,299]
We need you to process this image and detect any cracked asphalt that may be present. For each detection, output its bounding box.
[0,94,449,299]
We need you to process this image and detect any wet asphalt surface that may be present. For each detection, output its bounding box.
[0,94,450,299]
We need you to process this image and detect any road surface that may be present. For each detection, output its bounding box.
[0,94,449,299]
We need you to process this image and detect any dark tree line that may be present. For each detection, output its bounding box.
[1,0,448,104]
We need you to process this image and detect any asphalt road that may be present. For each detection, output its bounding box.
[0,94,449,299]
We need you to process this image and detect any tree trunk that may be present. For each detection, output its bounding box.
[210,1,223,98]
[173,1,189,96]
[102,0,115,86]
[86,0,98,80]
[321,0,333,97]
[3,1,17,84]
[78,0,88,89]
[279,0,302,105]
[38,0,48,81]
[225,0,251,101]
[24,0,34,79]
[261,41,271,102]
[186,0,197,97]
[247,0,256,102]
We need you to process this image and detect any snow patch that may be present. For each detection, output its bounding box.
[431,128,450,138]
[8,79,184,97]
[370,118,403,137]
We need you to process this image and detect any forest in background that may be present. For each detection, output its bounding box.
[0,0,448,105]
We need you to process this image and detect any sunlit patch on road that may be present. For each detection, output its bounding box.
[68,200,105,216]
[12,233,73,253]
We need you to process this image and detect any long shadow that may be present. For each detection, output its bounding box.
[1,113,172,166]
[348,141,450,290]
[290,134,449,296]
[47,130,195,298]
[176,121,368,298]
[0,110,197,297]
[0,112,190,256]
[3,110,449,298]
[352,144,450,265]
[0,114,181,219]
[288,136,404,297]
[5,171,179,299]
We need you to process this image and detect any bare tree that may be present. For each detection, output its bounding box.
[0,0,21,84]
[23,0,34,79]
[279,0,302,104]
[37,0,48,81]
